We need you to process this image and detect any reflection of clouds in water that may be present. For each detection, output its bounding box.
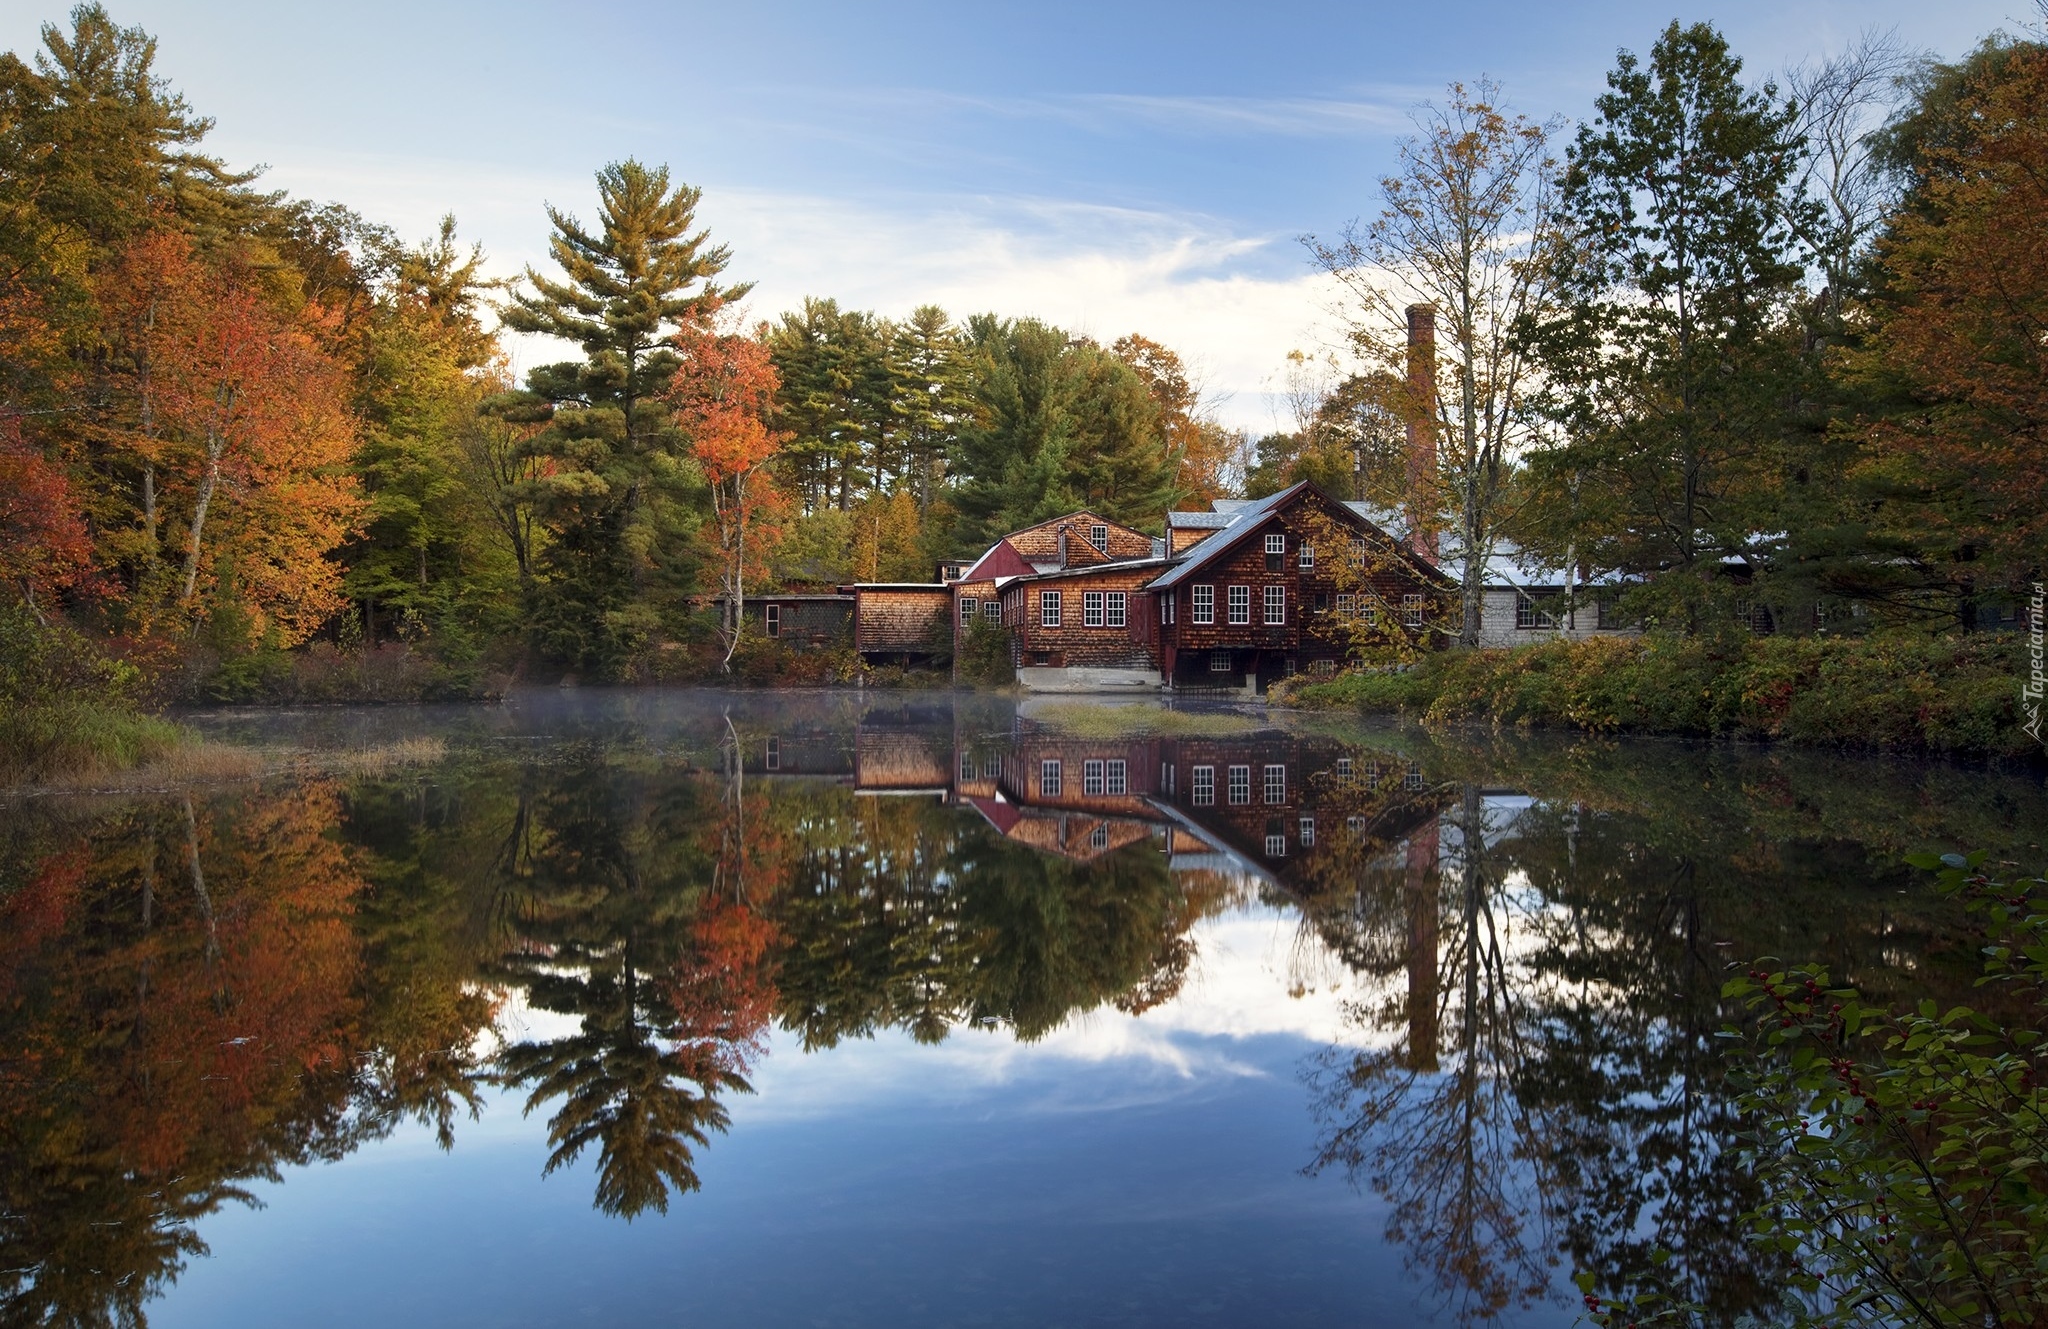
[739,902,1392,1125]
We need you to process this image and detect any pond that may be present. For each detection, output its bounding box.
[2,690,2041,1327]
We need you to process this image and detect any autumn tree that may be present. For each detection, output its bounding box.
[668,328,788,671]
[494,160,748,675]
[1849,39,2048,624]
[1310,82,1561,646]
[98,230,361,644]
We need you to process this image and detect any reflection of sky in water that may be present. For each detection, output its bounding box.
[151,905,1573,1328]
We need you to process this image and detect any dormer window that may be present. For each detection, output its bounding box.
[1089,524,1108,552]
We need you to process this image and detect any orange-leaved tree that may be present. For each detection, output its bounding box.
[668,327,788,670]
[99,230,361,644]
[1857,43,2048,617]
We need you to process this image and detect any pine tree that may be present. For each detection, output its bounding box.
[493,161,748,675]
[1521,23,1817,629]
[889,305,976,510]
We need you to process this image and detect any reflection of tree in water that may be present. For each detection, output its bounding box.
[483,752,773,1218]
[768,796,1192,1049]
[0,783,493,1327]
[1303,782,1563,1324]
[1292,751,1874,1326]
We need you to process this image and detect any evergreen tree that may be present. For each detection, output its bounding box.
[494,160,747,675]
[889,305,976,510]
[1521,23,1817,629]
[954,316,1180,542]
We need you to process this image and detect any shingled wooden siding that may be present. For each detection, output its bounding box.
[1001,565,1162,669]
[1157,490,1444,683]
[950,578,1002,657]
[853,587,950,656]
[1005,511,1154,564]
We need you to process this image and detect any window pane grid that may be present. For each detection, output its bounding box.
[1227,765,1250,805]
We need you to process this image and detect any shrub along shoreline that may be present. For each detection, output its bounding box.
[1273,634,2042,761]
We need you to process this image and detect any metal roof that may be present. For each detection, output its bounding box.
[1166,510,1236,529]
[1146,485,1304,589]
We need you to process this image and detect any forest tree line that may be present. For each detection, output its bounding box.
[2,5,2044,702]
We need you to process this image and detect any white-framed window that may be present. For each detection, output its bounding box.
[764,737,780,770]
[1265,532,1285,566]
[1192,765,1215,806]
[1192,585,1214,624]
[982,753,1000,778]
[1263,764,1286,804]
[1089,523,1108,552]
[1084,591,1105,627]
[1265,834,1287,858]
[960,597,978,625]
[983,599,1001,623]
[960,750,976,782]
[1349,538,1367,567]
[1335,593,1356,618]
[1041,759,1063,796]
[1084,759,1105,795]
[1299,817,1315,846]
[1403,593,1425,627]
[1090,823,1109,849]
[1040,590,1062,627]
[1308,658,1335,675]
[1364,760,1381,787]
[1227,585,1251,624]
[765,604,781,637]
[1227,765,1251,805]
[1299,543,1315,570]
[1210,649,1233,672]
[1515,595,1556,630]
[1105,758,1127,795]
[1159,593,1175,625]
[1404,761,1423,791]
[1106,592,1127,628]
[1264,585,1285,625]
[1347,815,1365,835]
[1336,756,1354,782]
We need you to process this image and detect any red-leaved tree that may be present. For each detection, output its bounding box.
[667,328,788,670]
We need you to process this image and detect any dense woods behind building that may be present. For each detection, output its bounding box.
[2,5,2045,771]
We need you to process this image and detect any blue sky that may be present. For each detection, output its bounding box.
[0,0,2026,426]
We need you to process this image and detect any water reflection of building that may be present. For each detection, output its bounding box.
[745,708,1450,901]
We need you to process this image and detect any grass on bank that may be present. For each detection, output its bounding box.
[1275,632,2038,759]
[1024,701,1261,738]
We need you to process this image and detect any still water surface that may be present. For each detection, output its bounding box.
[3,690,2041,1327]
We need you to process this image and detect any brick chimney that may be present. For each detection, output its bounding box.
[1404,304,1439,563]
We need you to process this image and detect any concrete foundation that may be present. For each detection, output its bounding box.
[1015,666,1167,693]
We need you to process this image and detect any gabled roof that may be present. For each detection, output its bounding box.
[1146,485,1300,589]
[1166,510,1236,530]
[1149,482,1453,590]
[961,538,1036,583]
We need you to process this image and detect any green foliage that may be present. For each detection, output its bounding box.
[954,315,1182,543]
[1522,21,1819,611]
[493,160,745,677]
[1586,855,2048,1327]
[1283,633,2038,758]
[955,616,1015,686]
[0,601,179,782]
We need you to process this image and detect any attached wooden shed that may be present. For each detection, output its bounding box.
[849,584,952,662]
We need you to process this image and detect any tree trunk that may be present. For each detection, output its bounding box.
[179,433,224,606]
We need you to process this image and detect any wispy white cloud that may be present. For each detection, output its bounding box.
[252,148,1347,433]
